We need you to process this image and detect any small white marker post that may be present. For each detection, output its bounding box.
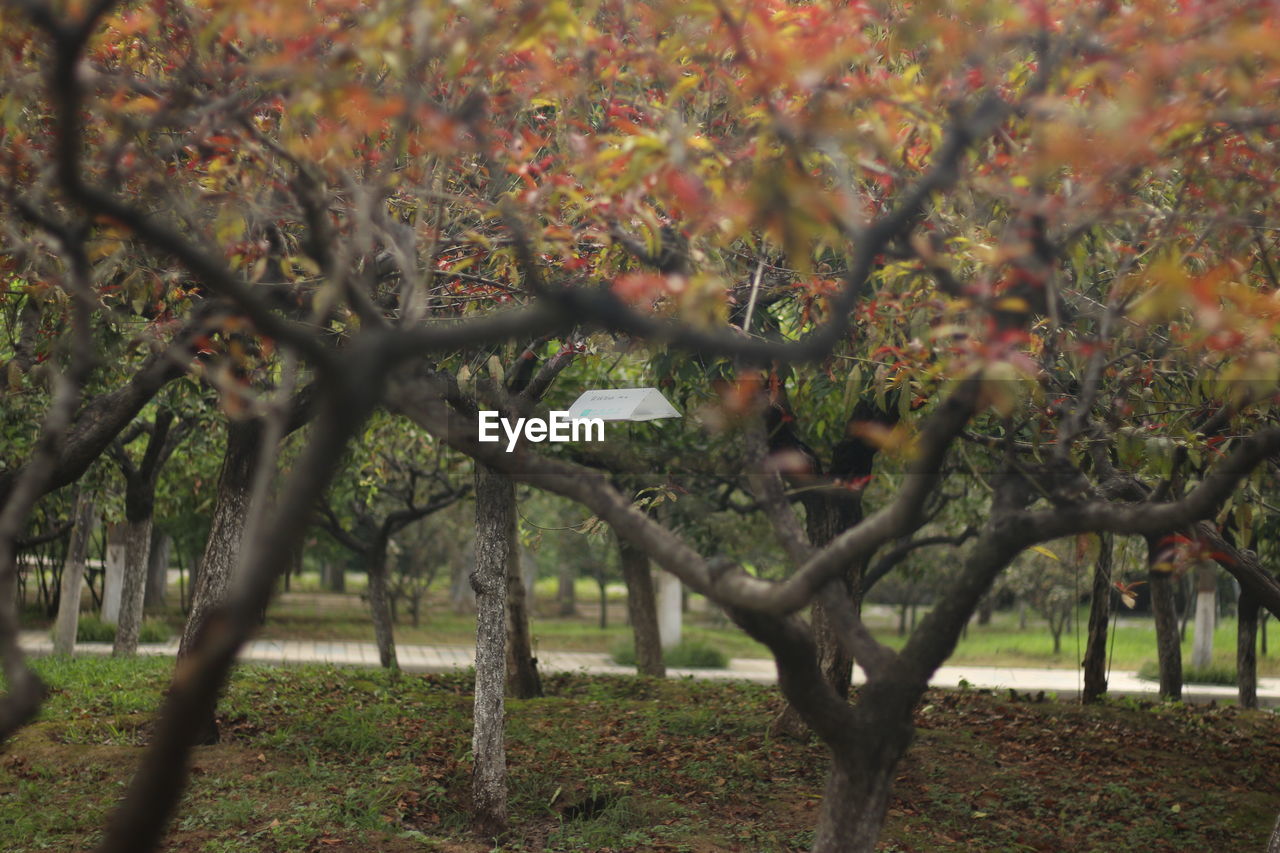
[565,388,685,651]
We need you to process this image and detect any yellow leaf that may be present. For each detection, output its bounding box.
[1030,545,1060,561]
[994,296,1030,312]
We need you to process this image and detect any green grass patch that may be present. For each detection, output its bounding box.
[611,638,729,668]
[1137,661,1238,685]
[61,615,171,644]
[2,658,1278,852]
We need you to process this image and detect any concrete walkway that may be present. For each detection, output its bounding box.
[19,632,1280,706]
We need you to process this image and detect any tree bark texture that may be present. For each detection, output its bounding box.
[472,463,510,836]
[812,730,912,853]
[1082,533,1113,703]
[52,493,95,656]
[618,537,664,677]
[506,534,542,697]
[804,493,864,700]
[112,517,153,656]
[144,531,170,611]
[1148,548,1183,700]
[1238,590,1259,709]
[367,533,399,671]
[177,419,259,744]
[180,419,260,657]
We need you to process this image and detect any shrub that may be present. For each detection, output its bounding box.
[1136,661,1236,685]
[138,620,172,643]
[60,617,172,644]
[71,616,115,643]
[612,639,728,669]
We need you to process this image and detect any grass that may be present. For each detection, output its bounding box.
[61,615,171,644]
[1,658,1278,852]
[251,583,1280,677]
[611,638,729,668]
[255,590,1280,677]
[23,576,1280,677]
[1137,661,1238,685]
[926,608,1280,675]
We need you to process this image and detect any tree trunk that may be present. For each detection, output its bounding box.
[656,569,682,650]
[597,575,607,629]
[812,735,911,853]
[112,412,178,655]
[471,463,510,836]
[144,531,170,611]
[770,496,865,740]
[977,595,994,626]
[557,564,576,616]
[178,419,261,744]
[113,517,153,656]
[618,538,664,677]
[805,494,864,699]
[1191,562,1216,670]
[323,561,346,592]
[1148,538,1183,700]
[180,420,259,654]
[451,554,476,613]
[1268,810,1280,853]
[52,493,95,656]
[1082,533,1113,703]
[367,534,398,671]
[102,525,126,623]
[1238,590,1259,710]
[505,510,542,697]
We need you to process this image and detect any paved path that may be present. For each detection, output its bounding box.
[20,632,1280,706]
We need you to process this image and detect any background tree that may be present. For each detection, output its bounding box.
[318,412,467,670]
[1004,539,1091,656]
[106,407,190,655]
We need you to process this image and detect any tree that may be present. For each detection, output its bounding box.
[107,409,189,655]
[1005,539,1090,656]
[51,489,96,655]
[318,413,466,670]
[618,535,664,678]
[1081,533,1114,703]
[470,461,512,836]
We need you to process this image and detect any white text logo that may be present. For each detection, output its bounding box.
[477,411,606,452]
